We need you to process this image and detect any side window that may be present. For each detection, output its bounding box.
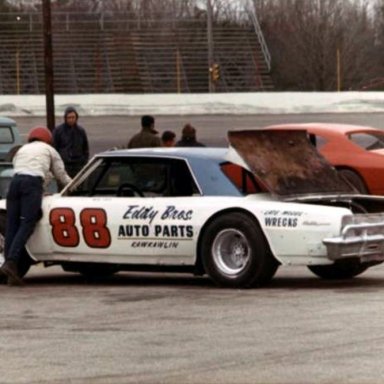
[169,160,199,197]
[97,162,136,190]
[131,162,167,195]
[67,157,199,197]
[68,158,167,197]
[0,127,14,144]
[67,160,109,196]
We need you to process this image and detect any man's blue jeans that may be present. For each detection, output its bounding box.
[5,174,43,265]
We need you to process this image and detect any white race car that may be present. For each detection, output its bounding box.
[1,129,384,288]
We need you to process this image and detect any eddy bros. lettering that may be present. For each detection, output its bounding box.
[123,205,193,223]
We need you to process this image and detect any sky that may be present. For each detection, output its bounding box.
[0,91,384,117]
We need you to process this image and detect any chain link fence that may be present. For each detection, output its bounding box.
[0,11,272,94]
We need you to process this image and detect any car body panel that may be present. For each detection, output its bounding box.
[0,117,22,161]
[266,123,384,195]
[26,193,349,267]
[2,130,384,284]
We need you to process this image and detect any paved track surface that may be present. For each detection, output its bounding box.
[3,113,384,384]
[15,112,384,153]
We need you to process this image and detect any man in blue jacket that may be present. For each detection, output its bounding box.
[53,106,89,178]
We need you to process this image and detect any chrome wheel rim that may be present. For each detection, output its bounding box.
[212,229,251,275]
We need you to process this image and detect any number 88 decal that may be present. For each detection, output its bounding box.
[50,208,111,248]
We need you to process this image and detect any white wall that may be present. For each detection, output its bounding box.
[0,92,384,116]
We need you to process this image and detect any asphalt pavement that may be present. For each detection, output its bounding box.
[3,112,384,384]
[15,111,384,154]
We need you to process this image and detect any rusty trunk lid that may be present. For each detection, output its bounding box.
[227,129,355,196]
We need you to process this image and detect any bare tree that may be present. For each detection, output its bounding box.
[256,0,378,90]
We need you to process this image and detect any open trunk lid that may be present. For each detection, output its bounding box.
[227,129,355,197]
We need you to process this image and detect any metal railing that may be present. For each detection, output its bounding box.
[249,8,271,73]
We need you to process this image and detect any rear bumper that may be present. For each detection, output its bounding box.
[323,214,384,262]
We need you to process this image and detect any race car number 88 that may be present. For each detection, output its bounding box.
[50,208,111,248]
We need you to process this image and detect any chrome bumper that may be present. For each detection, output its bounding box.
[323,214,384,262]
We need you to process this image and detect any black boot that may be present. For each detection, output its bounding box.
[0,260,24,286]
[0,268,7,284]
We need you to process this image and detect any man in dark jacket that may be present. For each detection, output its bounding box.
[175,124,205,147]
[53,106,89,178]
[127,115,161,148]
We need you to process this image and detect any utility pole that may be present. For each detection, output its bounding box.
[42,0,55,131]
[207,0,215,93]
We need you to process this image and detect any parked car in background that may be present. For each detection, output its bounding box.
[1,130,384,288]
[0,117,23,198]
[266,123,384,195]
[0,117,22,161]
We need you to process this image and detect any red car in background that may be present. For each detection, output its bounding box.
[265,123,384,195]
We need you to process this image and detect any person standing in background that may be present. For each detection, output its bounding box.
[175,124,205,147]
[127,115,161,148]
[53,106,89,178]
[161,130,176,147]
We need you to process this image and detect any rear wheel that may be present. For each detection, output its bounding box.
[337,169,368,194]
[0,214,33,281]
[201,212,278,288]
[308,260,369,280]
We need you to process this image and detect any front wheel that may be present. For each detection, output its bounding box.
[201,212,278,288]
[308,260,368,280]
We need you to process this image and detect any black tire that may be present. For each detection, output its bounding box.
[201,212,278,288]
[338,169,368,194]
[0,214,33,280]
[62,262,119,279]
[308,260,369,280]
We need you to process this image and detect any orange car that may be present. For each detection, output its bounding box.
[265,123,384,195]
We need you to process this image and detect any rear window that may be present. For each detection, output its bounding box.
[348,132,384,151]
[0,127,14,144]
[221,162,265,194]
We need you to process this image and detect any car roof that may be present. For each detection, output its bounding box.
[266,122,381,135]
[97,147,228,163]
[93,147,242,197]
[0,117,16,126]
[91,133,355,197]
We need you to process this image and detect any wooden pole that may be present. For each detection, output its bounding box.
[42,0,55,131]
[207,0,215,93]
